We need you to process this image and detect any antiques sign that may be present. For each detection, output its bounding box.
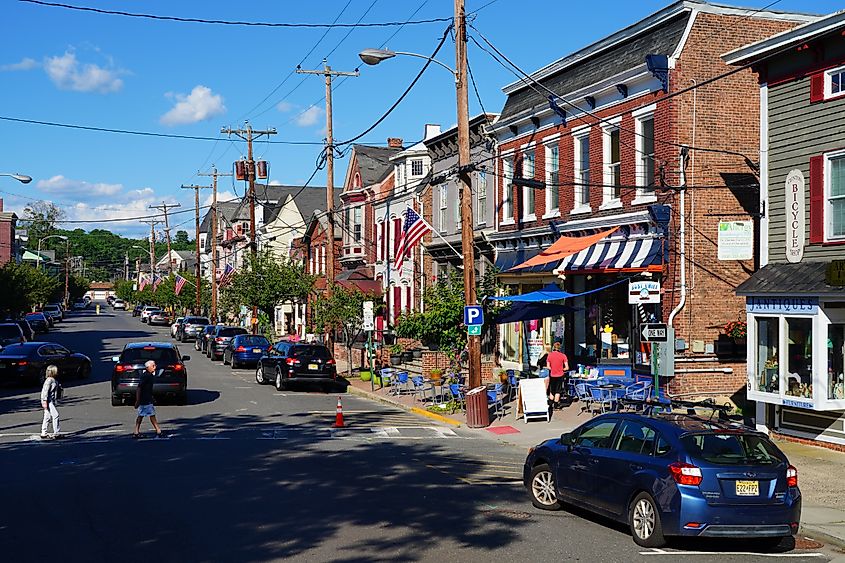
[785,169,805,263]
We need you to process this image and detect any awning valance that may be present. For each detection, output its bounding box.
[509,227,618,271]
[554,235,665,274]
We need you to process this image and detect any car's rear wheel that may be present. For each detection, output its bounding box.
[111,394,121,407]
[275,369,286,391]
[629,492,665,547]
[256,366,266,385]
[529,464,561,510]
[77,363,91,379]
[231,358,238,370]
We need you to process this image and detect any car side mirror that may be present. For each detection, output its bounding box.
[111,356,120,362]
[182,355,191,361]
[560,432,573,447]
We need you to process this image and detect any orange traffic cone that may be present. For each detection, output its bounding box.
[333,396,345,428]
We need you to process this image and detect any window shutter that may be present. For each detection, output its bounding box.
[810,73,825,103]
[809,155,825,244]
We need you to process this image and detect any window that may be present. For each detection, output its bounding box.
[755,317,780,394]
[682,433,784,466]
[574,133,590,209]
[655,435,671,456]
[477,171,487,225]
[396,164,404,187]
[826,65,845,99]
[502,157,513,221]
[830,324,845,400]
[455,192,462,230]
[604,126,622,202]
[522,149,535,219]
[411,158,424,176]
[612,421,656,455]
[786,317,813,398]
[636,115,655,193]
[377,220,385,261]
[439,185,448,232]
[545,143,559,214]
[352,206,362,243]
[573,420,617,449]
[828,153,845,240]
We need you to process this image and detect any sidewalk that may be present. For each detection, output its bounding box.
[338,361,845,550]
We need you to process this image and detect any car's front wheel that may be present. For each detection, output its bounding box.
[529,463,561,510]
[629,492,665,547]
[256,365,267,385]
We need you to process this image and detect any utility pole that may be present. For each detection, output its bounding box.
[124,251,129,281]
[182,183,211,314]
[149,202,181,274]
[63,238,70,306]
[199,166,233,323]
[297,60,359,302]
[141,219,162,278]
[453,0,480,389]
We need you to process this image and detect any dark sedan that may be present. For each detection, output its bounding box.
[256,342,337,391]
[24,313,50,334]
[0,342,92,385]
[195,324,217,353]
[223,334,270,369]
[0,323,25,348]
[111,342,189,405]
[6,319,34,342]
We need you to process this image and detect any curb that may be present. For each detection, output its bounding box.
[801,525,845,552]
[345,385,462,428]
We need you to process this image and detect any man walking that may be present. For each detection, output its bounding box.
[547,341,570,408]
[134,360,163,439]
[40,365,61,439]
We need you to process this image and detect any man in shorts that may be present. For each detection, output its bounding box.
[134,360,163,438]
[547,341,570,408]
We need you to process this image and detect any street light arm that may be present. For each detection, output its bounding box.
[358,48,457,81]
[0,172,32,184]
[392,51,458,78]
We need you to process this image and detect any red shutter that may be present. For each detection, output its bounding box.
[810,73,825,103]
[809,155,825,244]
[378,221,384,261]
[393,286,401,324]
[393,218,402,256]
[405,286,412,313]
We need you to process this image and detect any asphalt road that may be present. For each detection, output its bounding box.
[0,305,838,562]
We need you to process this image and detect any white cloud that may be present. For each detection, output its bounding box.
[1,57,38,72]
[268,180,283,186]
[203,190,238,208]
[276,101,293,112]
[295,105,323,127]
[36,175,123,197]
[43,51,123,93]
[160,85,226,126]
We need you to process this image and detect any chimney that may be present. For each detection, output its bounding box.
[387,137,403,148]
[0,198,3,212]
[424,124,441,140]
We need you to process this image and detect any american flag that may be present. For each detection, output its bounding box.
[219,263,235,287]
[394,207,431,273]
[138,274,149,291]
[153,274,164,291]
[174,274,187,296]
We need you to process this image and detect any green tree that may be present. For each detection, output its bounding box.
[114,279,136,302]
[66,274,90,302]
[21,201,66,247]
[220,251,314,325]
[312,284,379,378]
[0,262,61,316]
[173,230,190,247]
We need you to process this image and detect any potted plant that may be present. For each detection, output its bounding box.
[497,369,509,384]
[412,348,423,359]
[402,347,414,362]
[429,367,443,382]
[359,368,372,382]
[723,320,747,345]
[389,344,403,365]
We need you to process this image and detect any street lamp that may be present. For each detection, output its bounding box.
[357,8,481,389]
[37,234,67,270]
[0,172,32,184]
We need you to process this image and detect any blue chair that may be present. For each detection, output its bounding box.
[624,382,653,410]
[487,383,505,419]
[589,386,614,415]
[507,373,520,402]
[378,368,394,389]
[449,384,466,413]
[391,371,410,396]
[574,383,593,414]
[411,376,433,403]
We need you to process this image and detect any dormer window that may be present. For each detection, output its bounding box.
[411,159,424,176]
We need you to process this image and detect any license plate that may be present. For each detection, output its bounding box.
[309,363,318,370]
[253,348,262,354]
[736,480,759,496]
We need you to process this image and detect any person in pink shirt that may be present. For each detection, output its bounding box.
[546,341,569,407]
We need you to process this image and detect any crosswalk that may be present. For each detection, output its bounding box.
[415,453,525,486]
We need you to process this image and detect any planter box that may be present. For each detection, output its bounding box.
[390,355,402,366]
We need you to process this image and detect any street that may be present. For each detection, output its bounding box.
[0,305,838,562]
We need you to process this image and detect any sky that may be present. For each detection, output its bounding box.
[1,0,841,238]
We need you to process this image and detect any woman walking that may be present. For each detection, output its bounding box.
[40,365,61,439]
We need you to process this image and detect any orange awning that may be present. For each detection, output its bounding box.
[510,227,619,270]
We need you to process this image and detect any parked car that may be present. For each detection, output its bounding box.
[523,409,801,548]
[106,295,116,305]
[112,299,127,310]
[195,324,217,353]
[148,311,173,326]
[48,303,65,320]
[140,306,161,323]
[72,299,88,310]
[0,323,25,349]
[11,319,34,342]
[42,304,63,323]
[255,342,337,391]
[171,317,185,338]
[111,342,189,405]
[206,326,249,361]
[24,312,50,334]
[178,316,210,342]
[0,342,91,385]
[223,334,270,369]
[132,304,144,317]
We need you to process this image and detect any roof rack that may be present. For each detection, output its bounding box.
[619,397,747,424]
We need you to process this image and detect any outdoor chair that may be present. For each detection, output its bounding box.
[574,383,593,414]
[449,384,466,413]
[589,386,614,416]
[377,368,394,389]
[623,381,652,410]
[411,376,434,403]
[391,371,411,396]
[487,383,505,420]
[507,373,520,402]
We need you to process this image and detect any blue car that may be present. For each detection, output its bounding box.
[524,409,800,547]
[222,334,270,369]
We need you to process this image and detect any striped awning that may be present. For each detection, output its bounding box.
[554,236,665,274]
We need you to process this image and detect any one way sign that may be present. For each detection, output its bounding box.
[641,323,668,342]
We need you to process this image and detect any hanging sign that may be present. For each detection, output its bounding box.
[717,221,753,260]
[628,280,661,304]
[826,260,845,287]
[785,169,805,263]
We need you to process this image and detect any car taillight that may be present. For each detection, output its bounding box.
[236,346,246,352]
[16,361,27,366]
[173,364,184,372]
[786,465,798,487]
[115,364,131,373]
[326,359,336,365]
[668,462,703,486]
[285,358,300,366]
[216,337,224,342]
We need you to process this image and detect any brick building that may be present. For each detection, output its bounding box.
[0,199,17,266]
[490,0,814,396]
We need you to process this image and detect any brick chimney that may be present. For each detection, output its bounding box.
[0,198,4,212]
[387,137,403,148]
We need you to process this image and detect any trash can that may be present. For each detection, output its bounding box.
[465,386,490,428]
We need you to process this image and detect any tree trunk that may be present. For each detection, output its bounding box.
[346,343,353,379]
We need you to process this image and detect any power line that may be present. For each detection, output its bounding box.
[18,0,452,28]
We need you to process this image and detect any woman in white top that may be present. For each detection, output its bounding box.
[40,365,61,439]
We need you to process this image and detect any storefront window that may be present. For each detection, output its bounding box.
[755,317,779,393]
[786,318,813,398]
[502,322,520,362]
[829,324,845,400]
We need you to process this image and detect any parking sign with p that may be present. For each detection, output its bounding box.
[464,305,484,327]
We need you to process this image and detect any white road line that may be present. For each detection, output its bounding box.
[640,550,824,557]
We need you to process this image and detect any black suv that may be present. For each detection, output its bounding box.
[111,342,190,406]
[195,324,218,353]
[256,342,336,391]
[206,326,248,360]
[179,316,210,342]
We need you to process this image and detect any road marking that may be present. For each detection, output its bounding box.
[640,550,824,557]
[234,386,252,389]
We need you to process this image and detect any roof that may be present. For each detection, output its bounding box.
[723,9,844,65]
[423,113,498,148]
[199,200,241,233]
[352,144,403,186]
[262,186,335,224]
[735,262,845,296]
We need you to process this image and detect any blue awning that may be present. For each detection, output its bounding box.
[554,235,665,273]
[491,283,575,302]
[494,302,578,324]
